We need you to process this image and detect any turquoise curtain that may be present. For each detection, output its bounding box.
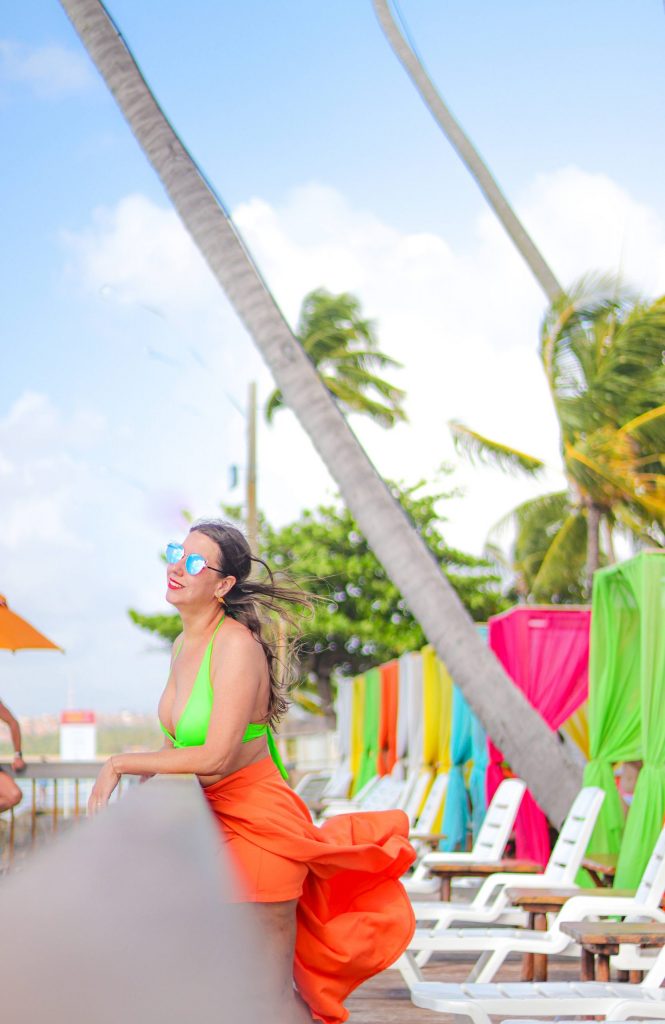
[469,710,488,837]
[441,686,473,851]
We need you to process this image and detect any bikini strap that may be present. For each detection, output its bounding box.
[243,723,289,780]
[266,728,289,781]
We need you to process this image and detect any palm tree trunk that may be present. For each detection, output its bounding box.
[372,0,563,304]
[586,504,602,594]
[59,0,582,826]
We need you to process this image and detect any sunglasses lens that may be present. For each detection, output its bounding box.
[166,543,183,564]
[186,554,206,576]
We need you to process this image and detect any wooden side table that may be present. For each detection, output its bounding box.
[560,921,665,982]
[426,858,543,902]
[505,886,636,983]
[582,851,618,887]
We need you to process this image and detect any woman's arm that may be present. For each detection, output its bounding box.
[88,628,263,811]
[0,701,25,771]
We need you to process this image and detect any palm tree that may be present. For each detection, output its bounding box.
[265,288,406,427]
[58,0,584,826]
[452,276,665,596]
[372,0,562,303]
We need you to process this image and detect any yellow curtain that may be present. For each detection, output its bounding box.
[421,645,453,769]
[562,701,590,759]
[350,674,365,790]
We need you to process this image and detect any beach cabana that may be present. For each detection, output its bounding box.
[488,606,591,864]
[583,551,665,887]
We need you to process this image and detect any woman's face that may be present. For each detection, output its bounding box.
[165,530,227,610]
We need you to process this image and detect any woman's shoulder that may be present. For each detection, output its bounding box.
[213,617,264,662]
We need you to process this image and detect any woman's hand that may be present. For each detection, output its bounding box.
[88,758,121,815]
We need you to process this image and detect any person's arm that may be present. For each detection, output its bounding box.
[0,701,25,772]
[88,629,263,811]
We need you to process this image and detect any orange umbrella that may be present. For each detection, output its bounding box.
[0,594,62,652]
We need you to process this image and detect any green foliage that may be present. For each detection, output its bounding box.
[488,492,588,603]
[454,275,665,600]
[128,608,182,643]
[265,288,407,428]
[129,480,507,709]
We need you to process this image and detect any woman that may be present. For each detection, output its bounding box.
[89,519,415,1024]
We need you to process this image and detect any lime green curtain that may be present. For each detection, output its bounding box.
[615,552,665,887]
[355,667,381,792]
[582,562,642,861]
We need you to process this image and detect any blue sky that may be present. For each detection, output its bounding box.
[1,1,664,718]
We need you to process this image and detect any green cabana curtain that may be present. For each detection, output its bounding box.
[615,552,665,887]
[355,667,381,791]
[583,562,642,859]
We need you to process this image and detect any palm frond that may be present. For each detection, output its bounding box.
[620,403,665,437]
[449,421,545,477]
[530,509,587,601]
[264,388,284,423]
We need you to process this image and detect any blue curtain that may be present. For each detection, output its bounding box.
[440,625,489,850]
[440,686,473,850]
[469,708,488,837]
[469,624,488,837]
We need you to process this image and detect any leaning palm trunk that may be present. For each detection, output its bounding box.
[372,0,562,304]
[59,0,582,826]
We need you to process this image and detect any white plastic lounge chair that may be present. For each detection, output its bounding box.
[409,772,449,851]
[412,785,605,936]
[405,776,527,896]
[318,770,406,819]
[400,767,435,827]
[399,820,665,988]
[294,764,355,809]
[409,941,665,1024]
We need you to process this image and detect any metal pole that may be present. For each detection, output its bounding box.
[247,381,258,556]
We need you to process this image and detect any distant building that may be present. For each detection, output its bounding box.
[59,710,96,760]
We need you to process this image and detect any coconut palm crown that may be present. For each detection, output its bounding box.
[265,289,406,428]
[451,275,665,598]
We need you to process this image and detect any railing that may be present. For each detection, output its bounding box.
[0,772,276,1020]
[0,759,134,869]
[0,733,338,869]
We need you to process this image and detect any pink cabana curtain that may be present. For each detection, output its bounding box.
[487,607,591,864]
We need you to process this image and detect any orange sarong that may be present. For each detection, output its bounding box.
[203,756,416,1024]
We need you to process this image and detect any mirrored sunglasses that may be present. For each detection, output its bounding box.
[166,542,225,577]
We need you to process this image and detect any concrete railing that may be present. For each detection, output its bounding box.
[0,759,118,866]
[0,773,275,1021]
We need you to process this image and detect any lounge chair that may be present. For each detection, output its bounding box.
[412,785,605,939]
[409,942,665,1024]
[399,820,665,988]
[405,776,526,895]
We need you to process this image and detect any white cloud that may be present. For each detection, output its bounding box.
[0,39,95,99]
[63,194,224,314]
[8,164,658,715]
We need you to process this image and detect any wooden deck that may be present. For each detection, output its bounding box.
[346,951,582,1023]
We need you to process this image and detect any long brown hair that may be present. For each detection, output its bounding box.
[190,519,309,727]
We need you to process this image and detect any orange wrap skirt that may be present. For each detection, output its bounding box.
[203,756,416,1024]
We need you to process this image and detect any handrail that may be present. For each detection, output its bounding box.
[0,759,101,779]
[0,760,107,866]
[0,774,274,1020]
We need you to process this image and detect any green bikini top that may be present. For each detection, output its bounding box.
[160,618,288,780]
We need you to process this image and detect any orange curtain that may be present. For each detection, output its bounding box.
[378,660,399,775]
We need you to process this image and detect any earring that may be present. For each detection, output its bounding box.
[217,594,226,605]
